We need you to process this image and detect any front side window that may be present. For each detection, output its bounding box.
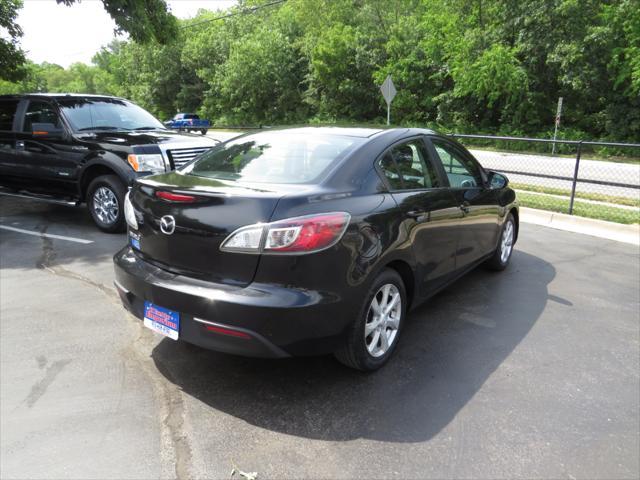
[23,101,62,132]
[431,139,483,188]
[378,139,440,190]
[58,98,164,132]
[183,132,364,184]
[0,100,18,131]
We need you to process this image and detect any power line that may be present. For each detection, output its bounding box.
[68,0,287,58]
[179,0,287,29]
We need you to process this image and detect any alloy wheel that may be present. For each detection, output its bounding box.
[364,283,401,358]
[93,186,119,225]
[500,220,514,263]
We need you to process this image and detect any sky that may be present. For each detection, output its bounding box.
[16,0,236,68]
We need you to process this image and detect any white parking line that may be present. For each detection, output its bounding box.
[0,225,94,244]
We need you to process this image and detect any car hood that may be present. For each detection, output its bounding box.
[75,129,219,149]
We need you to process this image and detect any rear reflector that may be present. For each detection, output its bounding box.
[204,325,251,339]
[155,191,197,203]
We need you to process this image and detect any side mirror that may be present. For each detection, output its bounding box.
[487,171,508,189]
[32,122,64,139]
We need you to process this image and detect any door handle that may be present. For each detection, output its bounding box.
[459,202,470,214]
[15,140,24,150]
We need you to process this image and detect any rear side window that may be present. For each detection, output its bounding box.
[183,132,364,184]
[22,101,62,132]
[378,139,440,190]
[0,100,18,131]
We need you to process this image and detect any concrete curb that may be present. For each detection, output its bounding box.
[520,207,640,246]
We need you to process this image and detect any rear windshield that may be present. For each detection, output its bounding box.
[182,132,364,184]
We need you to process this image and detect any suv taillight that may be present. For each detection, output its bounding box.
[220,212,351,254]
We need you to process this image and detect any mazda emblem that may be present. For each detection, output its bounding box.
[160,215,176,235]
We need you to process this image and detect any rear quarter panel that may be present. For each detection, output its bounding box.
[253,185,418,338]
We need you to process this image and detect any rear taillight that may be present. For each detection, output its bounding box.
[220,212,350,255]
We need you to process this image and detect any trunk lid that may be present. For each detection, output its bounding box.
[130,172,294,286]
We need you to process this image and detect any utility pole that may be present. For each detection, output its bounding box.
[552,96,563,155]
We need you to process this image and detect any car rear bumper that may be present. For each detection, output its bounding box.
[113,247,351,358]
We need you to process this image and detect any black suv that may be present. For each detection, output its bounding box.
[0,94,218,232]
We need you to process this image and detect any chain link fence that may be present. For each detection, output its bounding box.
[205,128,640,225]
[449,134,640,225]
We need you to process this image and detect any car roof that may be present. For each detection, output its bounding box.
[0,93,126,101]
[222,127,439,145]
[271,126,438,138]
[250,126,395,138]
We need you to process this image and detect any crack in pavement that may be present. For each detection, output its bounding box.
[34,223,194,479]
[123,326,194,480]
[35,223,119,303]
[24,358,72,408]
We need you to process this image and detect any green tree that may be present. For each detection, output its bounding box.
[0,0,26,81]
[1,0,638,141]
[56,0,178,43]
[211,26,306,124]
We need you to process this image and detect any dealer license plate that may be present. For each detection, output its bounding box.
[143,301,180,340]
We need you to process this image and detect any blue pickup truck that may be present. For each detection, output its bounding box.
[164,113,210,135]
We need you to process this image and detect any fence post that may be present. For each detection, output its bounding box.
[568,141,582,215]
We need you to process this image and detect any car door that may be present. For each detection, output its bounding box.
[15,99,79,196]
[0,98,21,188]
[426,136,501,270]
[377,137,462,294]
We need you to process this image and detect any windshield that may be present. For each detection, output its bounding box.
[58,98,165,132]
[182,132,364,184]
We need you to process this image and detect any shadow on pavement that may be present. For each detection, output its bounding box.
[0,197,126,270]
[152,250,555,442]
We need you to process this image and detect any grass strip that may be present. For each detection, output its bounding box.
[517,192,639,224]
[511,183,640,208]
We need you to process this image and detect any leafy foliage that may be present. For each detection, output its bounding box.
[2,0,639,141]
[0,0,26,81]
[56,0,178,43]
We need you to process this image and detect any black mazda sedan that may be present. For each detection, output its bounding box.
[113,127,518,371]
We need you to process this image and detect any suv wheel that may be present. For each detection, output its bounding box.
[335,269,406,371]
[86,174,126,233]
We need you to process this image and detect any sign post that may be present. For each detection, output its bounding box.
[552,96,563,155]
[380,75,397,126]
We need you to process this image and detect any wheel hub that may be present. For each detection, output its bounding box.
[500,220,514,263]
[93,187,119,225]
[364,283,401,357]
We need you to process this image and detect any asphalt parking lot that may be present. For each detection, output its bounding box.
[1,196,638,479]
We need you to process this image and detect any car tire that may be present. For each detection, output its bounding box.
[334,268,406,371]
[200,129,207,135]
[485,212,516,271]
[86,174,127,233]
